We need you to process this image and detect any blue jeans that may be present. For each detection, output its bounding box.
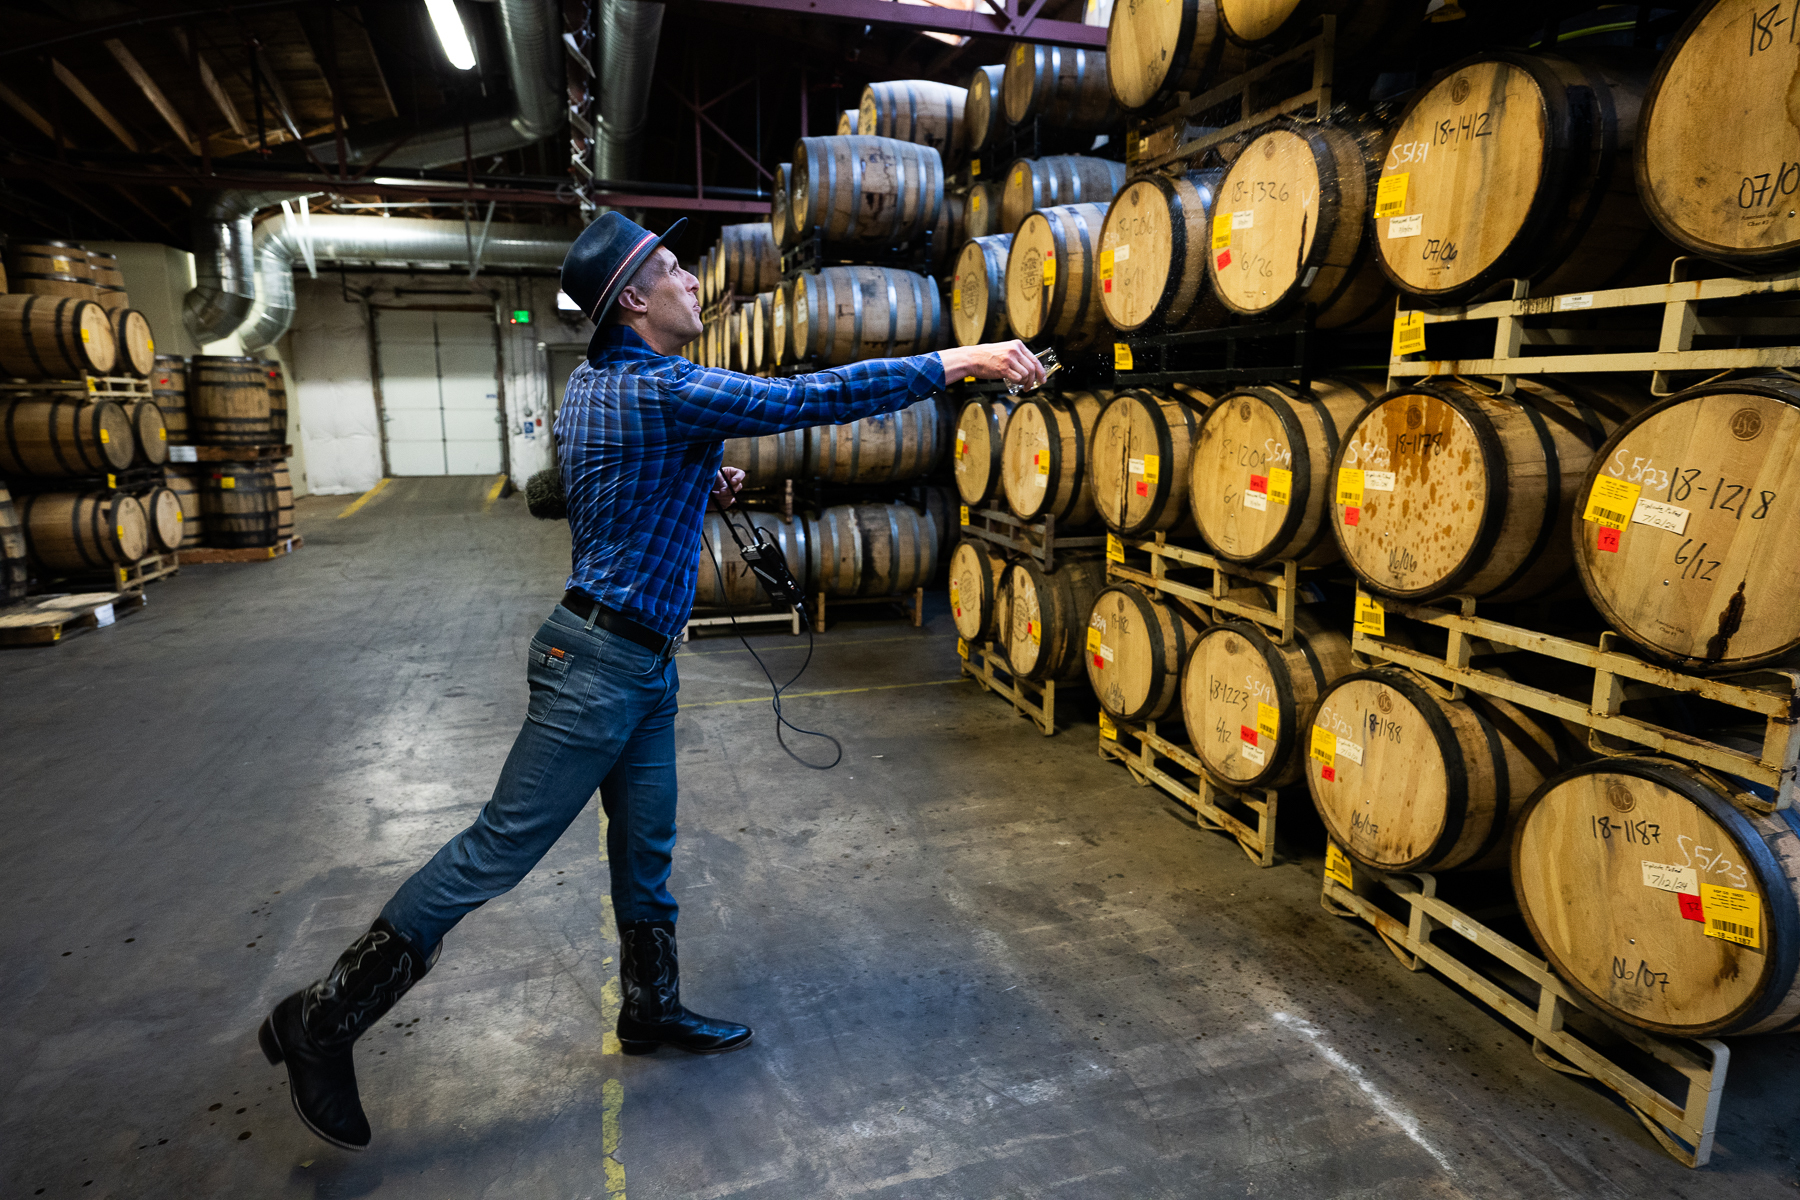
[381,603,681,951]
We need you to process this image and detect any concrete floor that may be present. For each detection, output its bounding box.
[5,475,1800,1199]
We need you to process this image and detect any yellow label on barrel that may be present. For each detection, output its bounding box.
[99,428,110,443]
[970,158,981,177]
[1310,726,1337,766]
[1392,311,1427,356]
[1113,342,1133,370]
[1211,213,1232,251]
[1106,533,1123,563]
[951,287,961,309]
[1027,620,1040,645]
[1099,711,1118,741]
[1374,172,1409,218]
[1336,468,1365,507]
[1125,129,1140,165]
[116,525,125,540]
[1099,249,1114,282]
[1325,842,1354,888]
[81,328,90,343]
[1035,451,1048,477]
[957,637,969,660]
[147,338,155,352]
[959,504,970,527]
[1353,593,1386,637]
[106,473,115,488]
[1141,454,1158,484]
[1086,627,1102,653]
[1041,253,1056,289]
[1267,467,1293,506]
[158,428,166,441]
[1702,884,1761,949]
[949,582,961,610]
[1257,702,1279,740]
[1583,476,1642,531]
[221,476,236,489]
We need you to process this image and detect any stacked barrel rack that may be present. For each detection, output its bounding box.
[937,0,1800,1170]
[0,238,299,647]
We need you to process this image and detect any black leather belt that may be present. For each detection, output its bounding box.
[560,590,679,658]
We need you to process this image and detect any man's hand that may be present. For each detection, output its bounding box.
[938,341,1047,390]
[712,467,746,509]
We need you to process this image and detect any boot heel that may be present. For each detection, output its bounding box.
[258,1016,285,1065]
[618,1039,658,1055]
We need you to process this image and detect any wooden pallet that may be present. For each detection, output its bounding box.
[959,505,1109,574]
[684,606,803,640]
[960,637,1060,736]
[1098,714,1278,866]
[815,587,923,630]
[1109,534,1306,643]
[1322,855,1727,1168]
[0,590,145,646]
[1351,589,1800,811]
[165,442,293,463]
[1,374,152,401]
[53,551,181,594]
[1387,261,1800,393]
[180,534,304,564]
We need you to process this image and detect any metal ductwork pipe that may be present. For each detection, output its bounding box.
[184,0,565,345]
[594,0,665,184]
[237,213,571,352]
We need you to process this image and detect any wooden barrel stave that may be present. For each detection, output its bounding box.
[1000,157,1127,236]
[273,462,295,539]
[1087,580,1203,722]
[1189,376,1377,567]
[811,502,939,597]
[965,181,1003,239]
[860,80,967,161]
[951,235,1012,346]
[1090,387,1212,537]
[791,136,945,247]
[0,482,28,601]
[808,396,943,484]
[191,356,273,446]
[720,223,782,296]
[1000,389,1109,526]
[773,164,797,250]
[1001,43,1120,131]
[964,64,1008,152]
[162,467,204,549]
[1099,170,1227,333]
[1219,0,1419,52]
[1514,755,1800,1038]
[125,399,169,466]
[1109,0,1252,112]
[1331,375,1646,603]
[791,267,941,366]
[722,428,806,489]
[1308,667,1566,873]
[1005,202,1110,348]
[152,354,188,443]
[1004,556,1106,681]
[952,395,1017,506]
[0,397,136,476]
[19,491,148,571]
[948,539,1009,641]
[112,309,155,378]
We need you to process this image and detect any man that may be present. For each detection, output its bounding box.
[258,212,1046,1150]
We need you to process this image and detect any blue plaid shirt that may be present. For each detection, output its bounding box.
[555,325,946,637]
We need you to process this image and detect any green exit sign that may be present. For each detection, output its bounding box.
[510,309,532,325]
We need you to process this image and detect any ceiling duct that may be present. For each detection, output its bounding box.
[593,0,666,185]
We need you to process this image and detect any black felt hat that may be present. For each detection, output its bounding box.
[561,212,687,348]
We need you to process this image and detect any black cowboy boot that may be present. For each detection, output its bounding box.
[258,918,437,1150]
[616,920,752,1055]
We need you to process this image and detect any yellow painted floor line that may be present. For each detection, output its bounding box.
[482,473,508,511]
[683,676,969,708]
[335,477,391,519]
[598,810,627,1199]
[682,633,954,657]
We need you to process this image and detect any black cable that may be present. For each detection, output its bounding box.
[700,512,843,770]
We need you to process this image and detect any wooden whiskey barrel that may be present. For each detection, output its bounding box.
[720,223,781,296]
[773,164,798,250]
[89,251,129,312]
[1000,156,1127,235]
[953,395,1017,506]
[808,396,943,484]
[696,511,811,607]
[790,266,942,366]
[1189,376,1378,566]
[711,247,729,307]
[110,309,155,378]
[1636,2,1800,266]
[1182,610,1356,788]
[1514,756,1800,1038]
[737,308,753,372]
[811,501,939,597]
[202,462,280,548]
[1001,42,1121,131]
[190,355,272,445]
[966,181,1003,238]
[265,364,288,441]
[1086,580,1202,722]
[965,64,1008,152]
[151,355,188,443]
[273,462,295,539]
[1208,118,1390,328]
[1308,667,1567,873]
[1572,375,1800,672]
[1219,0,1416,52]
[0,397,135,477]
[1108,0,1252,113]
[1006,202,1109,348]
[948,538,1009,641]
[1099,170,1227,333]
[1372,51,1666,302]
[0,482,28,601]
[6,241,96,301]
[836,109,858,136]
[162,467,203,549]
[697,252,714,307]
[859,80,966,161]
[139,484,184,554]
[1001,389,1109,526]
[1003,556,1106,682]
[1331,376,1646,603]
[0,295,118,379]
[951,235,1012,346]
[790,136,945,247]
[1090,387,1211,536]
[722,427,805,488]
[770,281,792,366]
[124,399,168,466]
[19,491,148,571]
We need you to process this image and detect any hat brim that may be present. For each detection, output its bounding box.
[584,217,688,359]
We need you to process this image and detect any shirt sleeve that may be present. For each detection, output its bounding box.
[653,353,947,440]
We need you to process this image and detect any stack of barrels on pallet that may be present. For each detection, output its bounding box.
[160,354,296,554]
[0,239,171,595]
[939,0,1800,1045]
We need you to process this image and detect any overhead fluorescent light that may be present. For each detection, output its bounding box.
[424,0,476,70]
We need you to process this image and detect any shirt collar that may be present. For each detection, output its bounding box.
[589,323,667,368]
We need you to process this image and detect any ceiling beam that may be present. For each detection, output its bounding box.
[171,27,248,138]
[105,38,201,154]
[0,81,69,145]
[50,57,140,151]
[692,0,1107,46]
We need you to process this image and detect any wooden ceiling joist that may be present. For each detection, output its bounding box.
[49,57,139,151]
[105,39,201,155]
